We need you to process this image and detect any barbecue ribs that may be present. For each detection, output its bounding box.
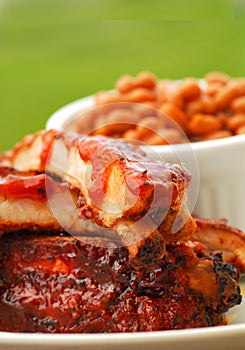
[0,130,196,266]
[0,130,244,333]
[0,231,241,333]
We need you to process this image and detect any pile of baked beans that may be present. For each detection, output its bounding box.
[75,71,245,145]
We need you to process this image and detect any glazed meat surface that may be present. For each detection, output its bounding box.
[0,231,241,333]
[183,217,245,273]
[0,130,244,334]
[0,130,196,266]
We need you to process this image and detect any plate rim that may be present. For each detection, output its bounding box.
[0,322,245,346]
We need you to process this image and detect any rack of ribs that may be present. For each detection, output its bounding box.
[0,130,244,333]
[0,231,241,333]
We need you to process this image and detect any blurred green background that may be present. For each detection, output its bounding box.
[1,0,245,152]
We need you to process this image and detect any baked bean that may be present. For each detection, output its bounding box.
[92,109,141,136]
[135,116,163,138]
[185,98,204,117]
[90,71,245,145]
[158,128,185,144]
[158,81,183,107]
[143,128,182,145]
[160,102,187,131]
[231,96,245,113]
[93,123,133,136]
[133,104,157,118]
[122,129,140,140]
[143,134,168,145]
[95,91,124,105]
[115,72,156,93]
[136,71,157,90]
[225,113,245,132]
[115,75,135,93]
[236,125,245,134]
[217,113,228,125]
[205,71,230,86]
[200,130,232,141]
[188,113,223,136]
[199,96,218,114]
[123,127,156,142]
[96,89,156,106]
[205,83,221,98]
[137,100,158,108]
[106,109,140,125]
[229,79,245,96]
[185,95,217,117]
[180,78,201,101]
[124,88,157,103]
[215,85,239,110]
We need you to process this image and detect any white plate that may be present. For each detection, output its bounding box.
[0,277,244,350]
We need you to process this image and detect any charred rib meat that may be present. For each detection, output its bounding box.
[0,130,244,333]
[0,231,241,333]
[0,130,196,265]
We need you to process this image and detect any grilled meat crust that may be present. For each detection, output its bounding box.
[0,130,244,334]
[182,216,245,273]
[0,129,196,265]
[0,231,241,333]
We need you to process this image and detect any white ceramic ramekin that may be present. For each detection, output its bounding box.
[46,96,245,231]
[150,134,245,231]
